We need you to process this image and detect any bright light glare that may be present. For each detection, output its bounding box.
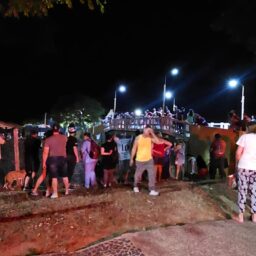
[165,91,173,99]
[228,79,239,88]
[171,68,179,76]
[135,109,142,116]
[119,85,126,93]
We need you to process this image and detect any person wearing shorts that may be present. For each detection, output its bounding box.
[34,123,69,198]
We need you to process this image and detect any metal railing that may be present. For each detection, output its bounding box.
[104,117,190,138]
[208,122,230,129]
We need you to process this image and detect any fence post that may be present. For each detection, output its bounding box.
[13,128,20,170]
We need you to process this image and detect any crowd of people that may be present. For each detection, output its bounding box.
[104,106,208,126]
[19,123,195,198]
[229,110,256,131]
[20,121,231,199]
[3,117,256,224]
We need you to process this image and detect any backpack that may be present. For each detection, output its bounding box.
[89,139,100,160]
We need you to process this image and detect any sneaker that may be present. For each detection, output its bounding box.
[149,190,159,196]
[30,191,39,196]
[133,187,139,193]
[50,193,58,199]
[45,190,51,197]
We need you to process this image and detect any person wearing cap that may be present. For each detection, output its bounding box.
[66,123,79,188]
[130,125,161,196]
[234,124,256,223]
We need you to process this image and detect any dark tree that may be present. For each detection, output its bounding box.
[0,0,106,17]
[50,94,105,130]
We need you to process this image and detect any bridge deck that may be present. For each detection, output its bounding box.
[104,117,190,140]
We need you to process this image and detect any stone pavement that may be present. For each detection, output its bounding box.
[46,220,256,256]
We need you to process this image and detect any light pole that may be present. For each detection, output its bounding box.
[228,79,245,120]
[113,85,126,119]
[162,68,179,114]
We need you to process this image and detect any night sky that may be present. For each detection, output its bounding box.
[0,0,255,123]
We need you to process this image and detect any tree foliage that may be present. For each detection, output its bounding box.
[0,0,106,17]
[50,94,105,130]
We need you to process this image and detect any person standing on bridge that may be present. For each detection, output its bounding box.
[130,125,161,196]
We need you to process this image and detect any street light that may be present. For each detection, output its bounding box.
[171,68,179,76]
[163,67,179,114]
[113,85,127,119]
[135,108,142,117]
[165,91,173,99]
[227,78,245,120]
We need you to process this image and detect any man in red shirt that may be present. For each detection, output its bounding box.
[209,133,226,179]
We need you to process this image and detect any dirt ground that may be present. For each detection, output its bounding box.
[0,181,226,256]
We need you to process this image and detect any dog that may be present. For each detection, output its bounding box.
[3,170,26,190]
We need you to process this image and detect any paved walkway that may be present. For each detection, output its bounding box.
[46,219,256,256]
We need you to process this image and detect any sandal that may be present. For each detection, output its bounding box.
[232,214,244,223]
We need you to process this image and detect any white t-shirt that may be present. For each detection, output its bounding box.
[116,138,131,161]
[236,133,256,171]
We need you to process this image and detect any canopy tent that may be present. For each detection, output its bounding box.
[0,121,21,129]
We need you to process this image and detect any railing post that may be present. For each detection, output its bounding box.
[13,128,20,170]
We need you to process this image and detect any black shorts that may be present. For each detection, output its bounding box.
[47,156,68,178]
[153,156,164,165]
[25,157,40,177]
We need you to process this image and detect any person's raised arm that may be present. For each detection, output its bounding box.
[163,139,173,151]
[149,129,161,144]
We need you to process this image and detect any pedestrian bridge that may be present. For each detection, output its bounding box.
[103,117,191,140]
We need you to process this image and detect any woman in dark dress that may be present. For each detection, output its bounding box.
[101,133,118,188]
